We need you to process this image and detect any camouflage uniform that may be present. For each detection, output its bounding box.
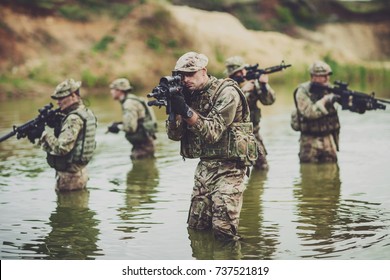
[40,79,97,191]
[167,52,257,240]
[225,56,276,169]
[292,61,340,163]
[110,78,156,160]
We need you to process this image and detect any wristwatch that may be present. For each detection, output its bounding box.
[183,108,194,119]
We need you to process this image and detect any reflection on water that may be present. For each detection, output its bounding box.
[239,170,279,259]
[116,159,160,239]
[294,164,390,259]
[1,93,390,260]
[40,190,102,259]
[2,190,102,259]
[188,229,243,260]
[294,164,341,258]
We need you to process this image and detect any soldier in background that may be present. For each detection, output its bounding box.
[166,51,258,241]
[29,78,97,191]
[225,56,276,170]
[291,61,340,163]
[107,78,157,160]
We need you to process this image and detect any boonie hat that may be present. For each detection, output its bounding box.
[110,78,132,91]
[309,61,333,76]
[51,78,81,99]
[224,56,248,77]
[174,51,208,72]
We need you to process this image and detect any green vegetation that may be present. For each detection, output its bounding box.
[2,0,139,21]
[58,5,90,22]
[93,35,115,52]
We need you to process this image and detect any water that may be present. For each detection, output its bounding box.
[0,89,389,260]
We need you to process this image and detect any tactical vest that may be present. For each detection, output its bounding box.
[123,95,157,145]
[47,107,97,171]
[293,82,340,136]
[180,77,258,166]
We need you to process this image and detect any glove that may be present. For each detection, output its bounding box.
[27,123,45,144]
[327,93,340,104]
[107,122,121,134]
[171,93,190,116]
[46,112,64,128]
[324,93,340,105]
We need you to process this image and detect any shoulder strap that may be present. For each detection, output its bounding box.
[126,95,155,121]
[211,78,249,120]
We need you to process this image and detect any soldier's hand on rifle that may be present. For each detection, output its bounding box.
[171,93,190,116]
[324,93,340,105]
[46,113,64,129]
[27,123,45,144]
[241,81,255,92]
[258,74,269,84]
[107,122,121,134]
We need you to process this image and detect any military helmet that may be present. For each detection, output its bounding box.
[224,56,248,77]
[109,78,132,91]
[174,51,208,72]
[51,78,81,99]
[309,61,333,76]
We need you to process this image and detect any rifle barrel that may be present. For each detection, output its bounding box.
[376,98,390,105]
[0,130,17,143]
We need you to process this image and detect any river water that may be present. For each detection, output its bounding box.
[0,87,389,260]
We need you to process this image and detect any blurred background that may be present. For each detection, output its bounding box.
[1,0,389,99]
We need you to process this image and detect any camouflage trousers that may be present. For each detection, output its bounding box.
[187,160,247,240]
[253,129,268,170]
[55,166,89,192]
[131,137,155,160]
[299,134,338,163]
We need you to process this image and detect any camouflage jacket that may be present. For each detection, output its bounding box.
[241,79,275,127]
[166,76,246,143]
[295,81,335,119]
[40,102,85,156]
[39,101,97,171]
[166,76,258,165]
[121,94,146,133]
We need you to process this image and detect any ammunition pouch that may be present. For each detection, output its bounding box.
[181,122,258,166]
[46,153,72,172]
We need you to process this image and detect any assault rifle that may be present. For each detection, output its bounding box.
[147,74,182,121]
[232,60,292,83]
[0,103,61,143]
[310,81,389,114]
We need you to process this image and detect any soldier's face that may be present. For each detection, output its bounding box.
[232,69,246,79]
[56,93,78,110]
[110,89,123,100]
[312,74,330,85]
[181,69,208,91]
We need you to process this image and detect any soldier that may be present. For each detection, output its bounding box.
[107,78,157,160]
[291,61,340,163]
[224,56,276,170]
[28,78,97,191]
[166,51,258,240]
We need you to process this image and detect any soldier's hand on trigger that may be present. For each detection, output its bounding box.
[171,93,190,117]
[27,123,45,144]
[258,74,269,84]
[241,80,255,92]
[325,93,340,104]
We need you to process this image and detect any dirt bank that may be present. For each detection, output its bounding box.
[0,3,389,98]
